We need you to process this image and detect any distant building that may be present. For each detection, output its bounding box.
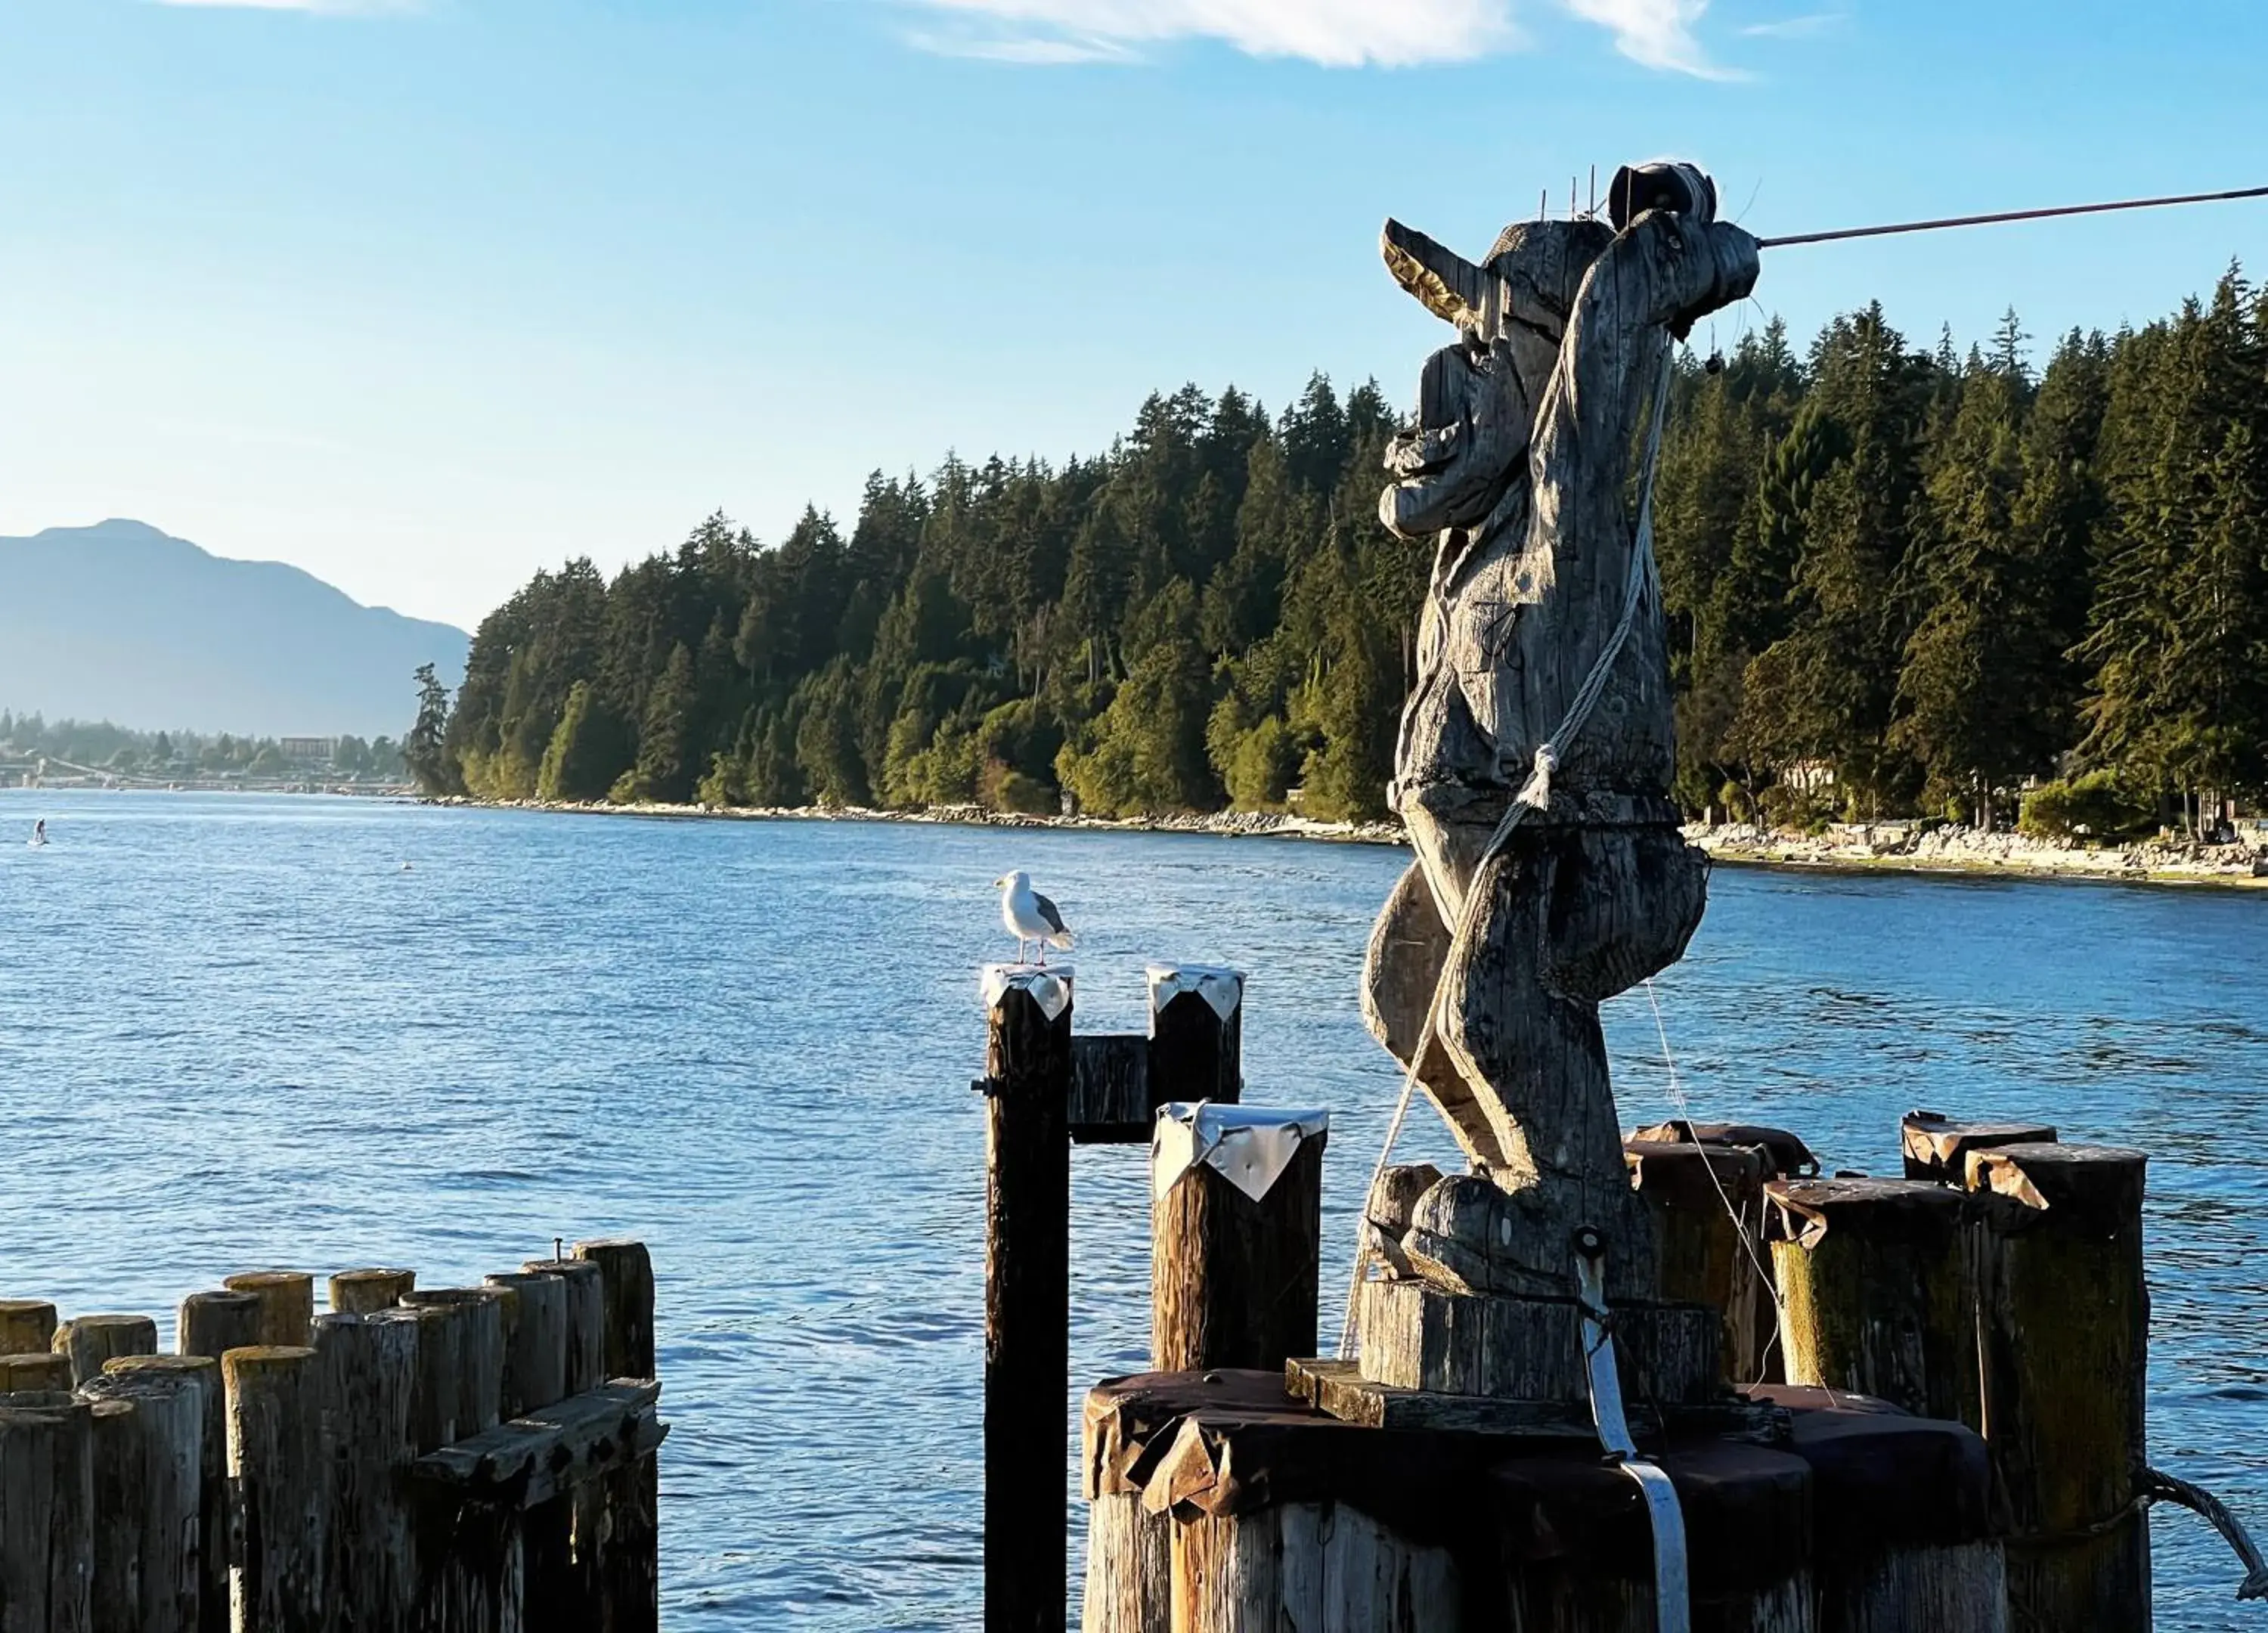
[280,736,336,764]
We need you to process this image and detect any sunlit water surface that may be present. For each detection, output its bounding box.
[2,791,2261,1628]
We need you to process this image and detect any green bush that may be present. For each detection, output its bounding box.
[989,767,1058,815]
[2018,772,2155,841]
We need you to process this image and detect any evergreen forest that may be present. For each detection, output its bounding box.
[421,266,2268,838]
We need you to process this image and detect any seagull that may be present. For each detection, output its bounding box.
[994,870,1073,967]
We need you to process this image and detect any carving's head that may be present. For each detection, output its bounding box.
[1377,217,1613,540]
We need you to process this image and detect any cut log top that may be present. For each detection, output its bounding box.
[1624,1139,1767,1210]
[1768,1175,1973,1249]
[1080,1367,1996,1568]
[1902,1109,2058,1181]
[0,1300,57,1353]
[411,1379,664,1509]
[1629,1119,1819,1179]
[1966,1140,2148,1229]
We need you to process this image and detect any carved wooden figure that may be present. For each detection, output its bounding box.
[1361,164,1759,1305]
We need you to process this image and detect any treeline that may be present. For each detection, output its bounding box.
[426,265,2268,835]
[0,713,404,779]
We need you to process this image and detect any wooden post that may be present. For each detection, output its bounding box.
[53,1314,158,1387]
[521,1261,605,1395]
[0,1399,94,1633]
[1768,1177,1983,1427]
[983,966,1073,1633]
[1626,1139,1771,1387]
[572,1239,655,1379]
[222,1272,315,1349]
[1967,1142,2150,1632]
[1150,1108,1327,1372]
[313,1311,418,1633]
[0,1353,74,1392]
[574,1239,660,1633]
[401,1291,504,1436]
[484,1274,568,1420]
[0,1300,57,1356]
[87,1399,144,1633]
[1146,966,1242,1108]
[91,1356,212,1633]
[1901,1111,2055,1183]
[330,1269,416,1315]
[178,1290,264,1361]
[225,1346,330,1631]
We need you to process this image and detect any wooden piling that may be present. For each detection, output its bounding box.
[226,1346,330,1631]
[1150,1120,1325,1372]
[575,1238,661,1633]
[1146,966,1242,1107]
[401,1291,505,1436]
[0,1300,57,1356]
[53,1314,158,1387]
[1626,1139,1771,1387]
[312,1311,418,1633]
[572,1239,655,1380]
[0,1399,94,1633]
[1768,1177,1983,1427]
[178,1289,264,1361]
[1901,1111,2056,1184]
[484,1273,569,1420]
[1967,1142,2150,1633]
[87,1399,145,1633]
[521,1261,605,1395]
[222,1272,315,1349]
[330,1268,416,1315]
[91,1356,212,1633]
[984,968,1074,1633]
[0,1353,74,1393]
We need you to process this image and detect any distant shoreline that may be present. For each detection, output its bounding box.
[436,796,2268,890]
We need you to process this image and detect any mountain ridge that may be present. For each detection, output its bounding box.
[0,519,470,739]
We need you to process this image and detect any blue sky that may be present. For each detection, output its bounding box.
[4,0,2265,629]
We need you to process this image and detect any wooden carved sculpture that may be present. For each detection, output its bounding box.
[1361,164,1760,1302]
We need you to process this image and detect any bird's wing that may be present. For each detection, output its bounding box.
[1033,892,1068,934]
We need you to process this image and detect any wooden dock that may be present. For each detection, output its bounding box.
[0,1236,662,1632]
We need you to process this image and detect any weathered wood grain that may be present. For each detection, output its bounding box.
[483,1274,569,1422]
[571,1240,655,1384]
[222,1272,315,1349]
[107,1352,227,1633]
[329,1268,416,1315]
[1354,1278,1721,1405]
[53,1314,158,1387]
[411,1382,665,1509]
[177,1289,263,1363]
[986,978,1073,1633]
[1151,1135,1324,1373]
[1628,1139,1771,1387]
[0,1400,94,1633]
[1823,1542,2007,1633]
[313,1312,418,1633]
[84,1360,206,1633]
[1068,1034,1151,1144]
[0,1353,74,1392]
[226,1346,330,1631]
[1169,1501,1458,1633]
[1967,1142,2149,1632]
[519,1262,603,1397]
[1081,1491,1170,1633]
[1769,1178,1983,1427]
[572,1240,660,1633]
[86,1399,144,1633]
[1149,981,1241,1108]
[401,1289,506,1438]
[0,1301,57,1356]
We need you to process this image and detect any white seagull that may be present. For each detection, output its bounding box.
[994,870,1073,967]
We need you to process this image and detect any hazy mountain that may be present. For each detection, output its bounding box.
[0,519,469,740]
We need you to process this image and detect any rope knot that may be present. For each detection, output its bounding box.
[1516,744,1558,811]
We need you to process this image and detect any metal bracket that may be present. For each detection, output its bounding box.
[1574,1228,1691,1633]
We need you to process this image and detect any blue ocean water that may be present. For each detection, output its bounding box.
[1,789,2261,1628]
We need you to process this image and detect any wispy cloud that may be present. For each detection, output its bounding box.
[1557,0,1733,76]
[893,0,1743,75]
[894,0,1523,70]
[1742,10,1844,37]
[150,0,418,13]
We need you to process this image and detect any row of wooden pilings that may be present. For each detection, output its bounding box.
[978,954,2252,1633]
[0,1236,662,1633]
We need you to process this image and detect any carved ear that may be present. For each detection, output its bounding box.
[1381,219,1495,330]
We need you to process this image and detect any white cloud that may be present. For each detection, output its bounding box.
[1557,0,1731,76]
[150,0,417,13]
[894,0,1741,75]
[896,0,1523,70]
[1742,10,1843,37]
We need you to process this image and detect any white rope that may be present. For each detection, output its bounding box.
[1339,337,1678,1359]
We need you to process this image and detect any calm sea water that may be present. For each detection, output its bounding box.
[2,790,2262,1628]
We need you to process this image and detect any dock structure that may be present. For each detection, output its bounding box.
[0,1236,663,1633]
